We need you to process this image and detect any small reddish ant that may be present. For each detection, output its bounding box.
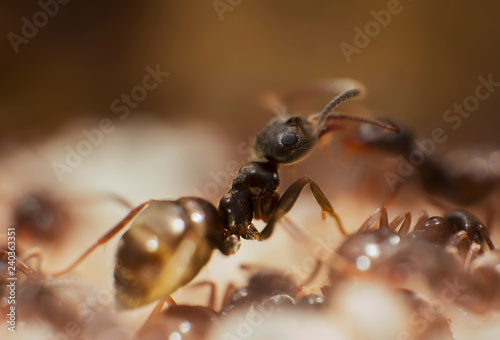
[331,207,498,315]
[51,80,399,309]
[335,207,495,274]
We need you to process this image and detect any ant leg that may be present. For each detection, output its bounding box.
[258,176,345,241]
[379,207,389,229]
[0,251,39,279]
[389,212,412,236]
[51,199,157,277]
[477,224,496,251]
[99,192,135,210]
[189,281,218,310]
[413,210,429,231]
[448,230,469,247]
[67,191,135,210]
[301,257,323,288]
[280,217,324,256]
[464,243,482,270]
[447,230,472,261]
[23,250,43,274]
[295,259,326,301]
[358,207,389,232]
[138,296,176,335]
[222,282,237,307]
[358,208,383,232]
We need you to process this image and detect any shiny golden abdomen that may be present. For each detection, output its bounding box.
[114,199,219,308]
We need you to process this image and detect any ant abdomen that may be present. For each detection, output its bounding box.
[406,216,455,245]
[114,198,223,308]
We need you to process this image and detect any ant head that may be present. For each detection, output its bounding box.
[254,84,399,165]
[254,116,317,164]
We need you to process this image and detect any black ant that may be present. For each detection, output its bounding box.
[51,80,399,309]
[347,119,499,206]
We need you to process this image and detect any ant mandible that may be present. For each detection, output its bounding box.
[52,79,399,309]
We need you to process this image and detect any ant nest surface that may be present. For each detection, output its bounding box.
[1,117,499,340]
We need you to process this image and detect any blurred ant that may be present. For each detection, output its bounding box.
[346,119,498,206]
[139,263,323,339]
[397,288,454,340]
[51,79,399,309]
[1,249,128,337]
[7,190,133,247]
[332,207,499,314]
[0,250,84,334]
[13,193,68,242]
[220,262,325,316]
[137,283,218,340]
[466,248,500,312]
[335,207,495,275]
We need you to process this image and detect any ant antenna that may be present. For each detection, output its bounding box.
[313,82,399,136]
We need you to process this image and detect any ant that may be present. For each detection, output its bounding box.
[0,249,84,334]
[466,248,500,312]
[346,118,498,206]
[10,192,75,247]
[335,207,495,276]
[332,207,499,314]
[51,80,399,309]
[1,249,130,337]
[137,285,218,340]
[139,263,323,339]
[219,262,325,316]
[8,190,133,247]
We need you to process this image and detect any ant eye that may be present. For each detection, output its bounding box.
[281,132,299,146]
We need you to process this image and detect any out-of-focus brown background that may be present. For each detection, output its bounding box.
[2,2,500,339]
[1,1,500,144]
